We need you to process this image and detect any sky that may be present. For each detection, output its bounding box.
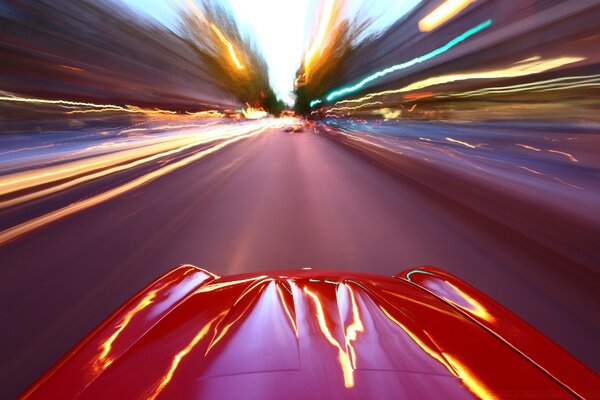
[119,0,421,105]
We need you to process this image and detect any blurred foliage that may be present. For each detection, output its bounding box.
[0,0,285,115]
[180,0,283,115]
[294,18,371,115]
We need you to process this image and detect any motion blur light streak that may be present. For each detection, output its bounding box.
[0,124,270,245]
[304,0,336,80]
[332,56,585,106]
[418,0,475,32]
[516,144,541,152]
[321,19,492,103]
[0,122,267,209]
[436,74,600,98]
[211,23,245,70]
[445,137,476,149]
[326,101,383,113]
[547,149,578,163]
[2,1,600,398]
[0,94,128,112]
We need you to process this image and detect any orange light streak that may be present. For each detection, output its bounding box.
[335,56,584,106]
[242,106,267,119]
[196,276,268,294]
[548,149,578,162]
[444,281,494,323]
[304,0,336,77]
[0,126,269,245]
[419,0,475,32]
[185,0,244,70]
[444,354,496,400]
[303,286,355,388]
[0,124,259,209]
[344,285,364,369]
[210,24,245,70]
[404,92,433,100]
[0,92,181,116]
[60,64,84,72]
[94,282,170,373]
[147,312,226,400]
[516,143,541,151]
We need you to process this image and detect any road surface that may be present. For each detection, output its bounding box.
[0,125,598,398]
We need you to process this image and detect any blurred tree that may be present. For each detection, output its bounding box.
[294,18,371,116]
[179,0,284,115]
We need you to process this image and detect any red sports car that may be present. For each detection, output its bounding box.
[21,266,599,399]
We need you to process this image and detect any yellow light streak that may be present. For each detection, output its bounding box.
[444,354,496,400]
[446,137,476,148]
[0,94,123,110]
[242,106,267,119]
[376,108,401,119]
[335,56,585,106]
[344,285,364,369]
[94,281,171,373]
[185,0,244,70]
[147,311,226,400]
[304,0,336,77]
[436,74,600,99]
[326,101,383,113]
[196,276,268,295]
[65,106,177,116]
[0,123,263,209]
[0,93,179,116]
[304,286,355,388]
[419,0,475,32]
[0,126,269,245]
[185,110,225,118]
[210,24,245,70]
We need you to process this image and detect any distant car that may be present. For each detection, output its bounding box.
[22,266,599,399]
[283,124,303,133]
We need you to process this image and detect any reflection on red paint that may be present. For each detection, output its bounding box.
[304,285,356,388]
[147,312,226,400]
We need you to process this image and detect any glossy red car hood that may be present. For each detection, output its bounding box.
[22,266,599,399]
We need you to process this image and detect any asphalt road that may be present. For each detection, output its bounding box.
[1,126,598,398]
